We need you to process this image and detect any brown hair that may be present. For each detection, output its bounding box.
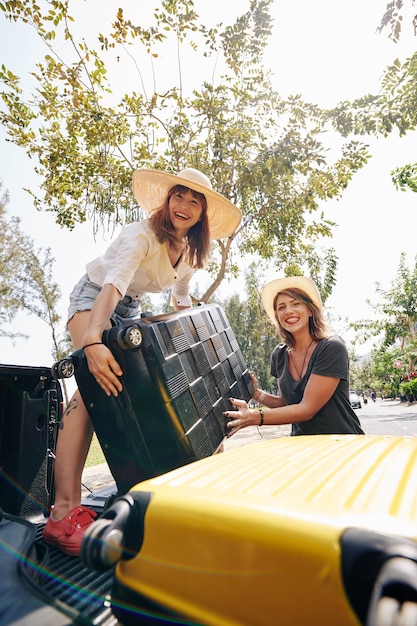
[148,184,211,269]
[273,288,330,347]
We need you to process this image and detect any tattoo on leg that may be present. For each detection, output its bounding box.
[64,398,78,415]
[61,398,78,428]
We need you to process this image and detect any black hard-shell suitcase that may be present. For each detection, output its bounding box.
[0,365,63,520]
[54,304,254,494]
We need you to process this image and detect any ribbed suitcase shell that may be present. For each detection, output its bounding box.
[113,435,417,626]
[72,304,254,493]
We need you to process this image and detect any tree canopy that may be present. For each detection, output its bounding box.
[0,0,370,302]
[328,1,417,194]
[352,252,417,356]
[0,181,66,361]
[350,253,417,398]
[0,183,32,337]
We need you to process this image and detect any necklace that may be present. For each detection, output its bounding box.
[169,239,186,268]
[289,339,315,380]
[173,252,183,268]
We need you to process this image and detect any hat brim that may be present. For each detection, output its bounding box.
[261,276,323,326]
[132,169,242,240]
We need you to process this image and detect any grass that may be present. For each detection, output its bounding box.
[85,433,106,467]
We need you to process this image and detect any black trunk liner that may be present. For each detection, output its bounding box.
[20,523,117,625]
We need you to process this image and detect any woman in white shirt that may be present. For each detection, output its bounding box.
[43,167,241,556]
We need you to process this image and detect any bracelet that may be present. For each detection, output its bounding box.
[258,408,264,426]
[82,342,103,350]
[258,389,266,403]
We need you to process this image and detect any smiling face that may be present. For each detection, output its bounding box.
[275,292,312,335]
[168,186,205,237]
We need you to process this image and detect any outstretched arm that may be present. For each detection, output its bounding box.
[225,373,339,437]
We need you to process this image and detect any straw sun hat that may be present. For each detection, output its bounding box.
[132,167,242,240]
[261,276,323,326]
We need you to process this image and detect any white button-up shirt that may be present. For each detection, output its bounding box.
[86,220,193,307]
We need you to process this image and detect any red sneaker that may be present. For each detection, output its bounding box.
[43,505,97,557]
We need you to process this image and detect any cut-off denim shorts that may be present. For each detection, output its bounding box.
[67,274,140,327]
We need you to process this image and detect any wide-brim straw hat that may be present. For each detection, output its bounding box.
[261,276,323,326]
[132,167,242,240]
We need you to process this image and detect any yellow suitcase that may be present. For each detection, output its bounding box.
[82,435,417,626]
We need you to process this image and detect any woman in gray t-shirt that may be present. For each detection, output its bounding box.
[225,276,364,437]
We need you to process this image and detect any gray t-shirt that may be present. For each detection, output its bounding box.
[270,335,364,435]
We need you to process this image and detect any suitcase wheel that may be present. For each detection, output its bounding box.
[116,325,143,349]
[81,492,151,571]
[366,557,417,626]
[373,598,417,626]
[51,358,75,379]
[81,518,124,571]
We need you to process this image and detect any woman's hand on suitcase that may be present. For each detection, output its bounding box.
[249,371,259,390]
[85,344,123,397]
[224,398,257,437]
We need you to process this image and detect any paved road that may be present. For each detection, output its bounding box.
[357,398,417,437]
[81,399,417,497]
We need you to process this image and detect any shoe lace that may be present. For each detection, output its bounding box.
[65,506,97,535]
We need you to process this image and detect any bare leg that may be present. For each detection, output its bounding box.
[51,389,93,519]
[51,311,108,519]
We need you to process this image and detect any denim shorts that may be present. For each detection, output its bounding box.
[67,274,140,326]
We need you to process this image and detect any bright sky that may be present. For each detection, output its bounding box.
[0,0,416,367]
